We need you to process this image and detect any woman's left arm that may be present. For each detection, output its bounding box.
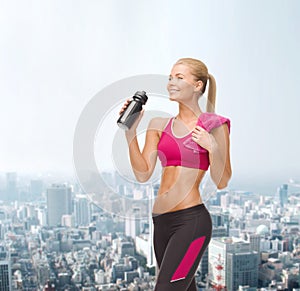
[208,124,232,189]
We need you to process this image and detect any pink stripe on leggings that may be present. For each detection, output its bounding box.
[170,236,206,282]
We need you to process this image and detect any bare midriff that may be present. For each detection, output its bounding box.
[152,165,207,214]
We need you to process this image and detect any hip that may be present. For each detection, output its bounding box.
[152,203,211,225]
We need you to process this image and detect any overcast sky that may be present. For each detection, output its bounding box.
[0,0,299,194]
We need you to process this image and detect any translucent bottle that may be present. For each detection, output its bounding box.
[117,91,148,130]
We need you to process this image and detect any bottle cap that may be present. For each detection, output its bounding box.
[134,91,148,105]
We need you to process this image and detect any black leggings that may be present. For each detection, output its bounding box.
[152,203,212,291]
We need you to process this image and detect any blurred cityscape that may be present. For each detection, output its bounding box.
[0,171,300,291]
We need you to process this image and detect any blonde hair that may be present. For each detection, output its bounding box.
[175,58,216,113]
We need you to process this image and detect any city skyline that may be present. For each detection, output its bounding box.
[1,174,300,289]
[1,168,299,198]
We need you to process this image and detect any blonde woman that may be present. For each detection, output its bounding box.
[120,58,231,290]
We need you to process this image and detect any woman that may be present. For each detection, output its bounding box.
[119,58,231,291]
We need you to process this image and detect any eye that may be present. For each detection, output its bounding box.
[168,75,184,81]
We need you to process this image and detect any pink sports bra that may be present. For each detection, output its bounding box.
[157,112,231,170]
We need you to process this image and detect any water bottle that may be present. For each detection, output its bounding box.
[117,91,148,130]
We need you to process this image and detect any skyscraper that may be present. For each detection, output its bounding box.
[243,232,261,253]
[74,194,91,226]
[0,259,12,291]
[226,251,259,290]
[209,237,259,290]
[125,207,141,238]
[5,172,18,201]
[46,184,72,227]
[278,184,288,207]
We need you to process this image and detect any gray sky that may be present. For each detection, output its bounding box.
[1,0,300,194]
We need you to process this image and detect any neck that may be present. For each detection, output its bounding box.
[177,103,202,122]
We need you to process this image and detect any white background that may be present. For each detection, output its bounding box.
[1,0,299,194]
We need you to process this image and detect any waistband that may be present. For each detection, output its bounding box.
[152,203,206,222]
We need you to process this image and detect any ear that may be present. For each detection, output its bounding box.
[194,80,203,93]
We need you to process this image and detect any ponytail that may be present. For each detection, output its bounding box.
[206,73,216,113]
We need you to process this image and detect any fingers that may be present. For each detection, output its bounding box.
[192,126,208,142]
[119,99,131,115]
[193,125,205,132]
[192,126,205,136]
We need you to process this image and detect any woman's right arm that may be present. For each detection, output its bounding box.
[125,117,161,183]
[119,100,164,182]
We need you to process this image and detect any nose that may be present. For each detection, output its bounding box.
[168,77,177,87]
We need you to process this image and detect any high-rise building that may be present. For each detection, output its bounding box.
[5,172,18,201]
[209,237,259,290]
[243,232,261,253]
[0,259,12,291]
[74,194,91,226]
[211,212,230,235]
[125,207,141,238]
[278,184,288,207]
[46,184,72,227]
[36,207,47,226]
[61,214,74,228]
[135,185,157,268]
[134,185,157,269]
[226,251,259,290]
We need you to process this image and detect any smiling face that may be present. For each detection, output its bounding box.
[167,64,203,103]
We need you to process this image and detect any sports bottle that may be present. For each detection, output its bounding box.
[117,91,148,130]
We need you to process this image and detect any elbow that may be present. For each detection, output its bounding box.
[216,172,232,190]
[135,172,151,183]
[217,182,228,190]
[136,176,149,183]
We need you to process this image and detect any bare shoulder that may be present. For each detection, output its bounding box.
[148,117,171,132]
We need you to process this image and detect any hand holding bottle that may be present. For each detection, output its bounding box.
[119,99,144,134]
[117,91,148,131]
